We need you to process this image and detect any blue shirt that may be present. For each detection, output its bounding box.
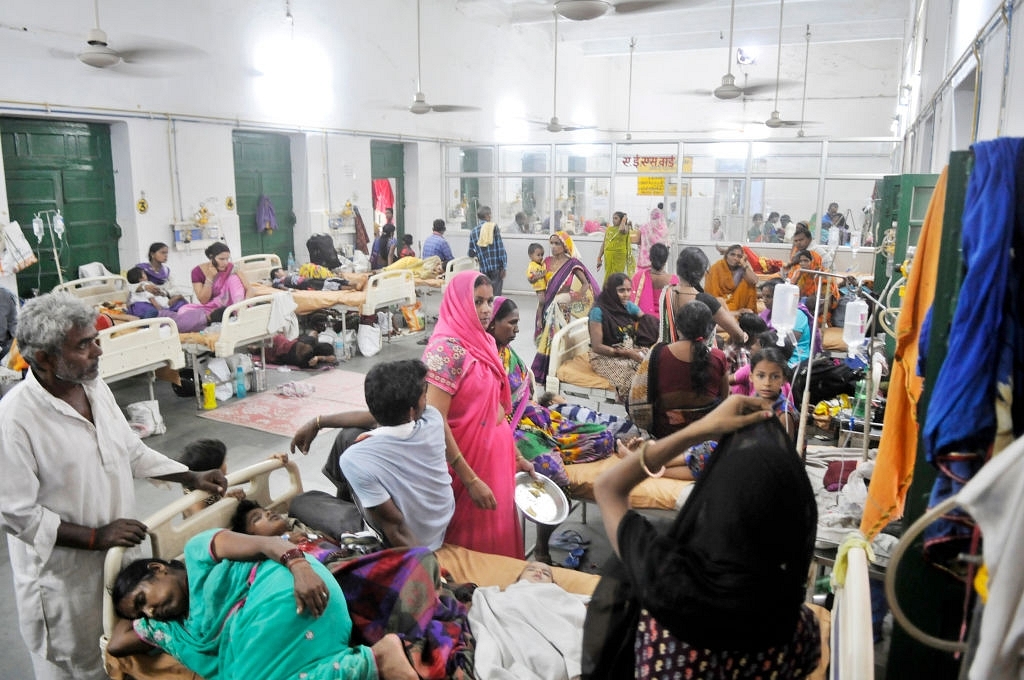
[468,221,507,274]
[421,233,453,265]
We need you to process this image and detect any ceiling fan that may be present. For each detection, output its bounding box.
[407,0,479,114]
[767,23,819,132]
[532,11,594,132]
[763,0,801,128]
[553,0,677,21]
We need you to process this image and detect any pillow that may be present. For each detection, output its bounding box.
[556,354,613,389]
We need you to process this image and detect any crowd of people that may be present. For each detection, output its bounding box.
[0,209,841,679]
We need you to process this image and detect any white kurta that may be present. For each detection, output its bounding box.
[0,371,186,679]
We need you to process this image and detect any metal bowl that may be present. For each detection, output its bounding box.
[514,472,570,525]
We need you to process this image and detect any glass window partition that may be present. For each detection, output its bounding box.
[499,177,549,233]
[447,146,496,173]
[554,176,611,233]
[499,145,550,173]
[447,177,495,231]
[555,144,612,173]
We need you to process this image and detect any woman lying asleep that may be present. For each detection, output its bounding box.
[106,528,417,680]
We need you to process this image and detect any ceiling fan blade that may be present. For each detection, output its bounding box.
[612,1,678,14]
[429,104,481,113]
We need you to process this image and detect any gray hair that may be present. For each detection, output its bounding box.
[16,293,97,370]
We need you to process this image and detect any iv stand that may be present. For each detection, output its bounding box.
[793,269,849,458]
[32,210,67,286]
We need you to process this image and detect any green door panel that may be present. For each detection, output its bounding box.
[370,141,405,238]
[232,131,294,263]
[1,118,119,295]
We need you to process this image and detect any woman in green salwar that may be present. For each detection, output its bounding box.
[596,211,635,283]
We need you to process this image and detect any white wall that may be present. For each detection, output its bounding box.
[902,0,1024,170]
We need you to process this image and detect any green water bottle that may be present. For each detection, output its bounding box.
[852,380,868,420]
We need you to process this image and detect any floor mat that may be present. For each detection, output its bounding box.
[197,369,367,437]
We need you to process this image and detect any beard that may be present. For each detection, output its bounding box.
[54,356,100,384]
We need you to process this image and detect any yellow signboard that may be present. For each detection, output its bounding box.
[637,176,665,195]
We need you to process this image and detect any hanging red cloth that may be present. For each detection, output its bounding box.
[372,179,395,211]
[353,205,371,255]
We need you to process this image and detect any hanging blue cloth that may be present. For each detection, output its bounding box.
[921,138,1024,554]
[256,194,278,234]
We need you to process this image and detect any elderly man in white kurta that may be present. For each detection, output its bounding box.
[0,293,228,680]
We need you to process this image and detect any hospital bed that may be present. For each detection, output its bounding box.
[234,253,281,284]
[545,316,619,409]
[53,274,130,308]
[99,458,599,680]
[248,269,417,318]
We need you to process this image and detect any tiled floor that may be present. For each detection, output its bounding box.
[0,291,617,677]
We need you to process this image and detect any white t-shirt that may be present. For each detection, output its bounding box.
[339,405,455,551]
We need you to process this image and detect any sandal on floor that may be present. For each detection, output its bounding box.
[550,529,590,550]
[562,546,586,570]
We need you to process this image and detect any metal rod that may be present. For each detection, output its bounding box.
[796,273,825,457]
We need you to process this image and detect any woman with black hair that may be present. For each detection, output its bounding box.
[659,246,746,345]
[371,224,397,269]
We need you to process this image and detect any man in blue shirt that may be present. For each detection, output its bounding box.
[468,205,507,295]
[421,219,453,267]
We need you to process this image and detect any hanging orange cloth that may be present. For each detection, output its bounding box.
[860,166,948,540]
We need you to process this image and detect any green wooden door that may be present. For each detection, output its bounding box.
[232,131,294,262]
[1,118,119,295]
[872,173,938,294]
[370,141,404,238]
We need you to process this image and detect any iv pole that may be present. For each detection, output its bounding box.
[32,210,67,286]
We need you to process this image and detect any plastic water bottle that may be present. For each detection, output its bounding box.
[842,298,869,358]
[287,251,296,271]
[201,369,218,410]
[251,359,266,392]
[334,334,346,362]
[771,281,800,347]
[235,365,247,399]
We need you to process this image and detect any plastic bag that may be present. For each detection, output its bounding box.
[357,323,382,357]
[126,400,166,438]
[400,301,424,331]
[351,250,371,273]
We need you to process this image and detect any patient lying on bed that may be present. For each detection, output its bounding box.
[469,560,587,680]
[107,528,418,680]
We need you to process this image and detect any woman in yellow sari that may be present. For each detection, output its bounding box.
[704,243,759,313]
[596,212,635,283]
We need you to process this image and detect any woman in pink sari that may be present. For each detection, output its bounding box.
[637,206,669,270]
[164,242,249,332]
[422,270,533,558]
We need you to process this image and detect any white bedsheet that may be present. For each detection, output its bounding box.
[468,581,587,680]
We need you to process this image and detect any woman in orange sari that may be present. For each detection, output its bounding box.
[704,244,759,313]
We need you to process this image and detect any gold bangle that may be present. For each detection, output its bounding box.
[639,441,666,478]
[465,475,479,485]
[315,415,321,430]
[449,452,464,468]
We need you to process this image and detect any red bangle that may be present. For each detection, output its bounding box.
[280,548,305,566]
[88,528,97,550]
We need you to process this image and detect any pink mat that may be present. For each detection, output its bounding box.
[197,369,367,437]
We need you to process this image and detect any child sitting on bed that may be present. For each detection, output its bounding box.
[179,439,246,518]
[270,267,347,291]
[125,266,186,318]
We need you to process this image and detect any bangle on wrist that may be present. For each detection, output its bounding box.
[88,528,97,551]
[449,452,464,468]
[465,476,479,485]
[638,441,666,478]
[280,547,305,566]
[315,415,321,430]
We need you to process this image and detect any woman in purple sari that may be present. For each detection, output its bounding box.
[130,242,188,318]
[163,242,249,332]
[531,231,601,385]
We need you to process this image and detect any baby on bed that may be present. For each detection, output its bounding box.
[469,560,587,680]
[270,267,348,291]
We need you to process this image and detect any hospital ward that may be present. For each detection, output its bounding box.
[1,1,1024,679]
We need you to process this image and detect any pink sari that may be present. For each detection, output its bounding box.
[632,269,678,317]
[166,264,247,332]
[422,271,522,558]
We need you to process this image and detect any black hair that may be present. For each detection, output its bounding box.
[231,499,262,534]
[270,267,284,279]
[363,360,428,426]
[528,242,544,256]
[125,266,144,284]
[674,300,714,392]
[477,205,492,221]
[676,247,709,290]
[604,272,629,295]
[794,249,813,263]
[768,211,779,220]
[474,274,490,289]
[112,558,186,620]
[793,224,813,240]
[208,306,227,324]
[402,234,413,246]
[750,345,793,382]
[755,331,794,362]
[432,219,446,232]
[181,439,227,473]
[493,297,518,323]
[148,242,168,257]
[737,312,768,345]
[204,242,230,260]
[649,242,670,271]
[725,243,744,257]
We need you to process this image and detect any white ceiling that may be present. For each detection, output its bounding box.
[457,0,910,56]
